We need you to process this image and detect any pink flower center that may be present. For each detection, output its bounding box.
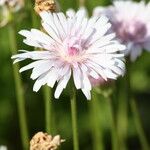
[59,36,87,63]
[114,20,147,43]
[68,46,79,56]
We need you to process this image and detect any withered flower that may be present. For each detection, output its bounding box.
[34,0,59,14]
[30,132,65,150]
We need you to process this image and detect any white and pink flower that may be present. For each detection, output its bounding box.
[94,1,150,61]
[11,9,125,99]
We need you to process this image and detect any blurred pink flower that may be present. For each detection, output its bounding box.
[94,1,150,61]
[89,76,106,87]
[11,8,125,100]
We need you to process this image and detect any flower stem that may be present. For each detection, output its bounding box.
[131,98,150,150]
[8,22,29,150]
[30,0,53,134]
[43,86,52,134]
[127,61,150,150]
[70,84,79,150]
[105,95,119,150]
[117,77,128,150]
[90,90,104,150]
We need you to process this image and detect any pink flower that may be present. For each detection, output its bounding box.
[94,1,150,61]
[11,8,125,100]
[89,76,106,87]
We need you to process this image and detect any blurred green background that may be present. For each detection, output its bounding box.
[0,0,150,150]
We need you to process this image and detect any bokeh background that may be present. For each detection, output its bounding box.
[0,0,150,150]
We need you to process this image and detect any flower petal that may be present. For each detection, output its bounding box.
[54,69,71,99]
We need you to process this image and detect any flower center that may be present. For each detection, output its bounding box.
[68,46,79,56]
[66,36,81,56]
[59,36,87,63]
[115,20,147,43]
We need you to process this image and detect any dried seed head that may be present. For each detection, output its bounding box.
[34,0,59,14]
[30,132,65,150]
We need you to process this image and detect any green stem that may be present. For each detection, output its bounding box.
[70,85,79,150]
[117,64,129,150]
[106,95,118,150]
[30,1,53,134]
[131,98,150,150]
[127,61,150,150]
[90,90,104,150]
[8,22,29,150]
[31,8,39,28]
[116,60,133,150]
[43,86,52,134]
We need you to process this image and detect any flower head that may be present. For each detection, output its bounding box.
[11,8,125,100]
[94,1,150,61]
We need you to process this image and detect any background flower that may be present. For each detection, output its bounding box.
[0,0,24,11]
[0,146,7,150]
[0,0,24,27]
[94,1,150,61]
[12,9,125,99]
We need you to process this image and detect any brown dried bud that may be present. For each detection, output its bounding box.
[34,0,59,14]
[30,132,65,150]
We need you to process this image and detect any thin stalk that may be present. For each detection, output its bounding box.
[30,0,53,133]
[31,7,39,28]
[127,61,150,150]
[43,86,52,134]
[116,59,135,150]
[105,95,118,150]
[90,91,104,150]
[117,78,128,150]
[70,84,79,150]
[8,22,29,150]
[131,98,150,150]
